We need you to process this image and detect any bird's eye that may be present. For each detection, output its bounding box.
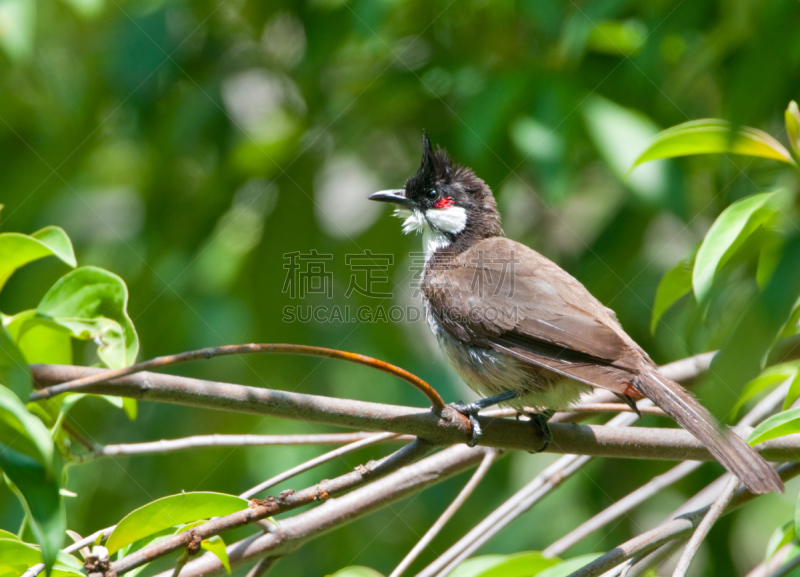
[426,189,438,200]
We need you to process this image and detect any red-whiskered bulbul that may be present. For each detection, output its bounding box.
[369,134,783,494]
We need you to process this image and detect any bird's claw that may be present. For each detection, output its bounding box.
[449,400,483,446]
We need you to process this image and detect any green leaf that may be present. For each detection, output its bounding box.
[0,227,76,292]
[711,233,800,404]
[786,101,800,158]
[536,554,604,577]
[0,0,36,62]
[0,324,31,400]
[201,536,230,574]
[582,96,666,203]
[771,523,797,562]
[473,552,560,576]
[630,119,797,170]
[326,568,385,577]
[452,556,508,577]
[731,362,800,419]
[0,450,64,574]
[651,249,695,333]
[0,385,54,469]
[749,408,800,446]
[0,538,82,576]
[784,370,800,412]
[693,191,784,303]
[6,311,72,365]
[37,266,139,368]
[105,492,248,554]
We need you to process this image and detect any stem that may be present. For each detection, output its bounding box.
[29,344,445,410]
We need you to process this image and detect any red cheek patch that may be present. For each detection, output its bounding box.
[433,197,455,209]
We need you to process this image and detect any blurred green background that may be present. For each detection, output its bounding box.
[2,0,800,574]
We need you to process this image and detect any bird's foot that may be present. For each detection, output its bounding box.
[518,408,554,452]
[449,391,518,447]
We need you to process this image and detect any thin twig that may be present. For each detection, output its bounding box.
[672,475,740,577]
[419,410,643,577]
[245,557,279,577]
[565,463,800,577]
[390,450,499,577]
[543,460,702,558]
[240,432,398,499]
[29,344,446,409]
[110,438,434,575]
[30,365,800,460]
[766,549,800,577]
[80,432,410,461]
[172,551,190,577]
[151,444,495,577]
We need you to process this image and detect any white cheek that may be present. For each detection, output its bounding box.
[425,206,467,234]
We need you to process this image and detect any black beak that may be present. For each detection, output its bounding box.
[368,189,409,207]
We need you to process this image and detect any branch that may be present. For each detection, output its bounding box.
[240,432,398,498]
[672,475,740,577]
[418,411,641,577]
[31,365,800,461]
[79,433,411,461]
[107,438,434,575]
[29,344,445,410]
[389,449,498,577]
[567,463,800,577]
[152,444,495,577]
[545,378,791,559]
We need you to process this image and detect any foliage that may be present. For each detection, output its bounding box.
[2,0,800,575]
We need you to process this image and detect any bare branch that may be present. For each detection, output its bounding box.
[672,475,740,577]
[30,365,800,461]
[80,433,411,461]
[418,411,641,577]
[390,449,498,577]
[245,557,279,577]
[566,463,800,577]
[29,344,446,409]
[240,432,399,498]
[543,460,702,558]
[657,352,716,383]
[110,438,434,575]
[152,444,494,577]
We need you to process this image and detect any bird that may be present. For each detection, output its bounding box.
[368,133,783,495]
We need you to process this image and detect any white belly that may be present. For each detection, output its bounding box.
[423,300,591,410]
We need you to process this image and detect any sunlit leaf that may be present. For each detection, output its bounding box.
[536,554,604,577]
[773,523,798,561]
[105,492,248,554]
[0,325,31,400]
[0,227,76,292]
[786,101,800,158]
[6,311,72,366]
[731,362,799,419]
[0,0,35,62]
[0,450,64,574]
[201,536,231,574]
[325,568,384,577]
[630,119,796,169]
[749,408,800,445]
[693,191,784,303]
[0,538,82,576]
[0,386,54,469]
[651,249,695,333]
[37,267,139,368]
[473,551,560,576]
[583,96,666,203]
[451,556,509,577]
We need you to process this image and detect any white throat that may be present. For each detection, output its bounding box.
[394,206,467,262]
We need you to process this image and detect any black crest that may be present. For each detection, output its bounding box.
[405,132,454,197]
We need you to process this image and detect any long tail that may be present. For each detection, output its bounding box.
[635,370,783,494]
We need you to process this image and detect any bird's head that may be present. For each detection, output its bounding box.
[369,134,503,250]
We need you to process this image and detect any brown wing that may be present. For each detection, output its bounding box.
[424,237,645,394]
[424,237,783,494]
